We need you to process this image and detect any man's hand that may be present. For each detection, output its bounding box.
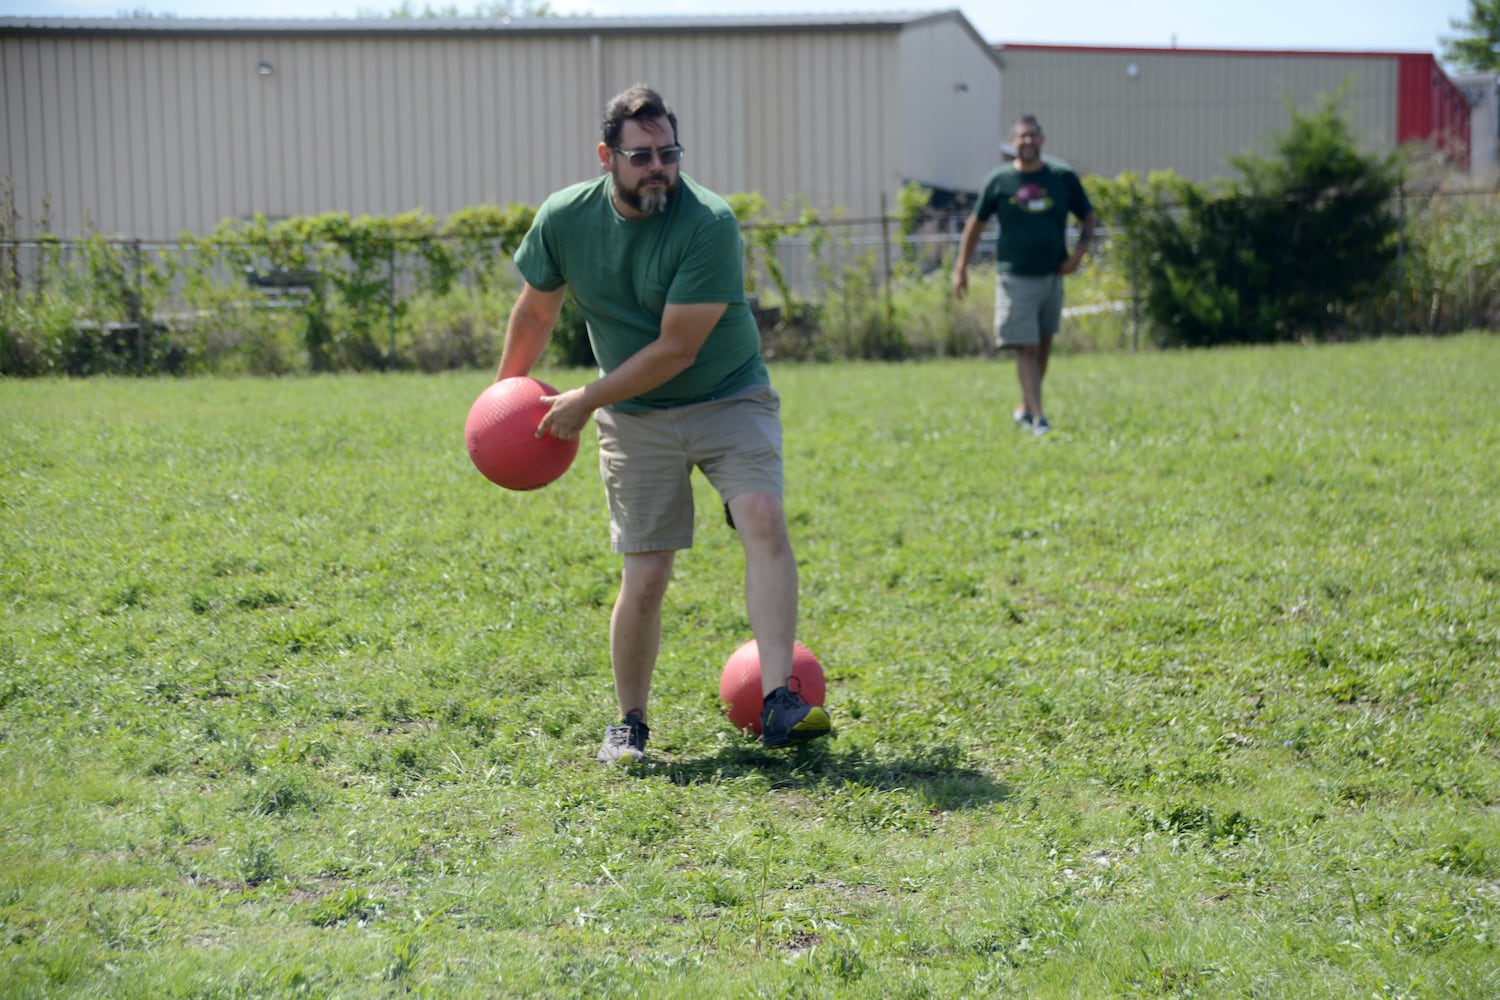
[536,386,594,441]
[1057,213,1096,277]
[952,214,983,301]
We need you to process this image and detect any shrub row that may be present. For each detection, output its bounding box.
[1,154,1493,377]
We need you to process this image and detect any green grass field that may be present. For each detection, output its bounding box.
[2,334,1498,998]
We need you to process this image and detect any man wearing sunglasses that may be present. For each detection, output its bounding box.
[496,84,830,765]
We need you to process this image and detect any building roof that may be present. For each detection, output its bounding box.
[998,41,1436,60]
[0,11,955,36]
[1,10,1003,73]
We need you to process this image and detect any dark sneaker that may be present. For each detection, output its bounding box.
[760,686,831,748]
[1013,408,1034,430]
[1032,415,1051,436]
[597,710,649,765]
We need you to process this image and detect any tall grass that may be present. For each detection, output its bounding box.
[2,335,1497,997]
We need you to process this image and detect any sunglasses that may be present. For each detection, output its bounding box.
[610,144,685,168]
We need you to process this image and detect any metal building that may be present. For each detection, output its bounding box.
[1455,72,1498,183]
[0,11,1003,240]
[996,44,1473,183]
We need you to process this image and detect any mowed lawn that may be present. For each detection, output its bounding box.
[1,334,1497,998]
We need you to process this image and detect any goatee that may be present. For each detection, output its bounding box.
[613,170,675,216]
[638,188,670,215]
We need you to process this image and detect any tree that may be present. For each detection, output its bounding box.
[1128,94,1402,347]
[1442,0,1500,72]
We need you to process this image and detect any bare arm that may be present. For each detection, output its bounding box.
[537,301,728,441]
[951,214,985,300]
[1058,212,1097,276]
[497,281,566,380]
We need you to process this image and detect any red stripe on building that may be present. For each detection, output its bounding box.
[1397,53,1471,165]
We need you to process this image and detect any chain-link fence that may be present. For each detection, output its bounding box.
[1,185,1495,375]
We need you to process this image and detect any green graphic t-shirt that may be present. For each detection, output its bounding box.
[973,164,1093,276]
[514,173,767,413]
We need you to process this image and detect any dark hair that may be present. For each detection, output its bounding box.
[601,84,679,147]
[1012,114,1043,136]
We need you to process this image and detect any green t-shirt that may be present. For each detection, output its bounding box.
[973,164,1093,276]
[514,173,767,413]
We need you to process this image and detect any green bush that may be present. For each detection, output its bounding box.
[1396,185,1500,333]
[726,191,818,315]
[206,211,460,372]
[399,285,512,373]
[197,305,309,376]
[0,290,77,375]
[889,266,990,358]
[816,252,907,360]
[1102,95,1402,347]
[440,202,536,291]
[0,236,193,375]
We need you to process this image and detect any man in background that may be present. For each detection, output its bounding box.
[952,114,1096,435]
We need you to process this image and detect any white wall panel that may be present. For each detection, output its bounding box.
[899,18,1004,197]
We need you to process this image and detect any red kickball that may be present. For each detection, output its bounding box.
[719,639,827,735]
[464,377,579,491]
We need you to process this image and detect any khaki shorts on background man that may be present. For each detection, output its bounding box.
[594,385,784,553]
[994,272,1063,349]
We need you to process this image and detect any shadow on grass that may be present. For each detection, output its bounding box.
[654,740,1011,811]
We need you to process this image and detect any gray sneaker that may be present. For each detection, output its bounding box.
[597,710,648,765]
[1013,408,1034,430]
[760,686,831,748]
[1032,415,1051,436]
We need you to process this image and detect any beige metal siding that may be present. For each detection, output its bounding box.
[2,18,1003,239]
[1001,48,1402,182]
[3,29,610,237]
[594,28,903,217]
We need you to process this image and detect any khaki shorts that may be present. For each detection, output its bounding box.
[594,384,784,553]
[994,272,1063,348]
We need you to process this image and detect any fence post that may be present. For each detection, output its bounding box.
[387,243,397,366]
[131,239,145,371]
[880,192,894,343]
[1127,188,1140,351]
[1395,184,1405,336]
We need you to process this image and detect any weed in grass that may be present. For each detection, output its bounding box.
[234,835,279,887]
[1428,839,1492,878]
[386,928,421,985]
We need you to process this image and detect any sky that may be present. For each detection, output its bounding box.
[0,0,1474,61]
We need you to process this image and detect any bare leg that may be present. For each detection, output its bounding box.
[1016,344,1044,421]
[610,550,675,723]
[1037,332,1053,386]
[1019,333,1055,419]
[726,491,798,696]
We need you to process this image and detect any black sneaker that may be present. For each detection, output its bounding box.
[597,710,649,765]
[760,686,831,748]
[1013,408,1034,430]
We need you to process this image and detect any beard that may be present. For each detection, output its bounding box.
[612,166,677,216]
[638,187,670,215]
